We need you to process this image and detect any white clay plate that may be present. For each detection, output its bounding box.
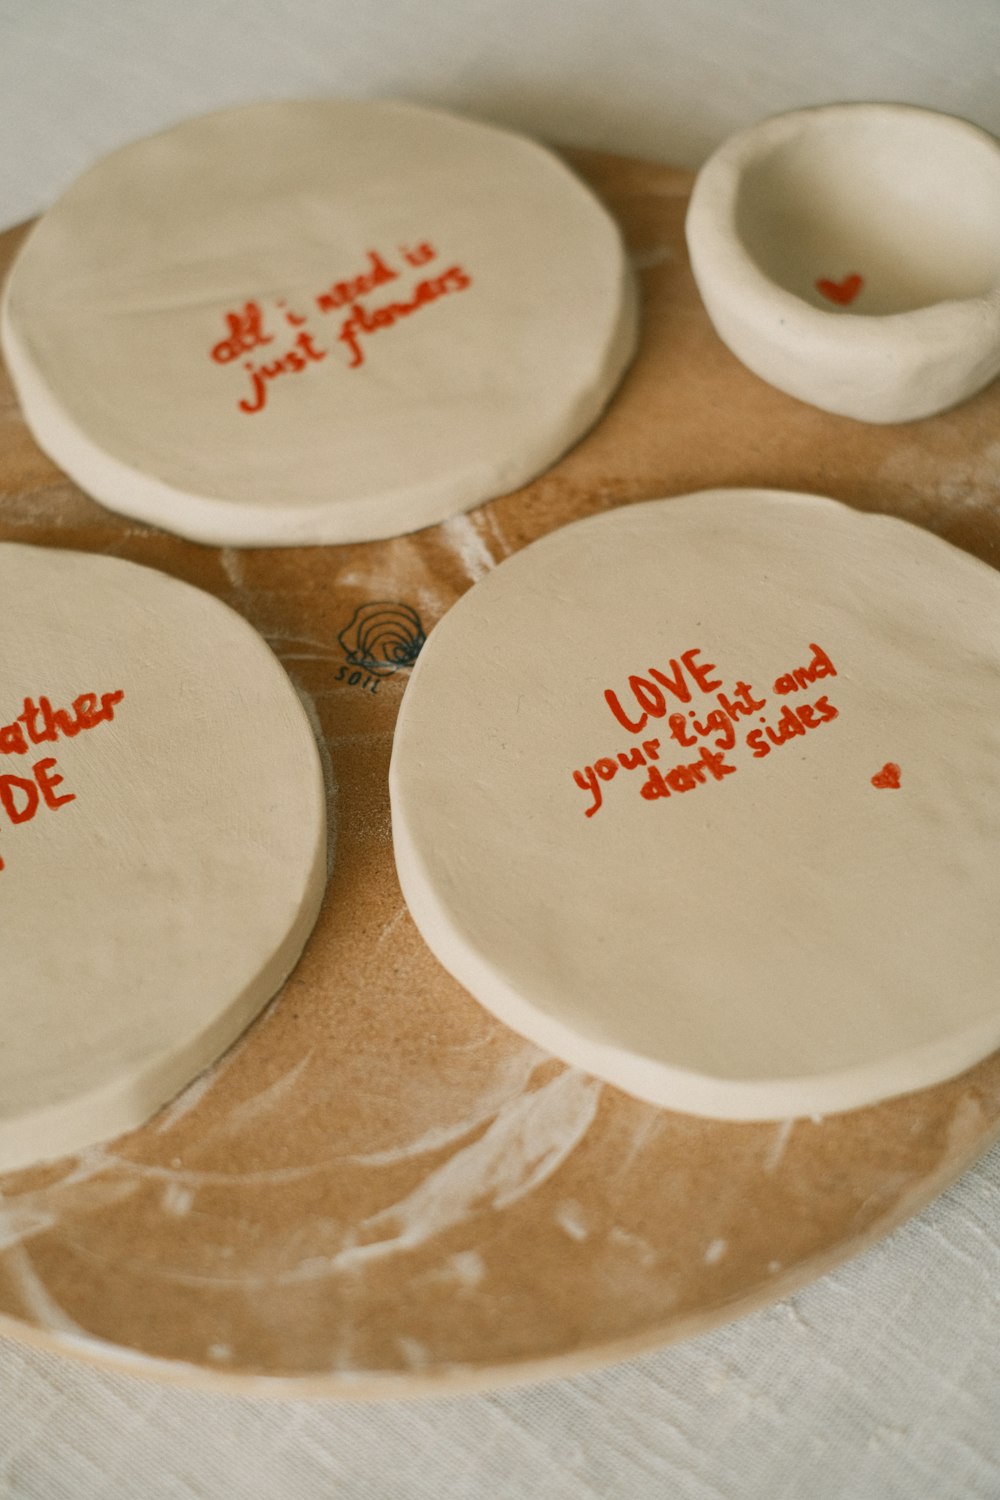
[0,100,636,547]
[0,544,327,1173]
[390,488,1000,1120]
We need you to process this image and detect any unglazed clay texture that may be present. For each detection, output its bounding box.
[0,544,327,1173]
[391,489,1000,1120]
[0,100,636,546]
[685,105,1000,422]
[3,151,1000,1389]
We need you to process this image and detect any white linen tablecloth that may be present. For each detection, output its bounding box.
[2,1142,998,1499]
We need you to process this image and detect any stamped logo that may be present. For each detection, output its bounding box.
[335,602,426,694]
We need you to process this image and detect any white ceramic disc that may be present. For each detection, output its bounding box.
[390,489,1000,1120]
[0,544,327,1173]
[0,100,636,546]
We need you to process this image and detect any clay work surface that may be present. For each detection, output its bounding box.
[0,151,999,1396]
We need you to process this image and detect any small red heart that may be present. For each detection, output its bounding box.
[816,272,864,306]
[871,763,901,790]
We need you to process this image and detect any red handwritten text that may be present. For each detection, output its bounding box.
[573,737,663,818]
[772,643,837,695]
[0,689,125,870]
[315,249,399,313]
[211,302,273,364]
[208,239,473,413]
[334,265,472,369]
[604,648,724,734]
[238,331,327,414]
[572,644,843,818]
[745,695,838,757]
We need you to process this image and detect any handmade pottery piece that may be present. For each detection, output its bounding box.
[0,545,327,1173]
[685,104,1000,422]
[391,488,1000,1120]
[0,100,636,545]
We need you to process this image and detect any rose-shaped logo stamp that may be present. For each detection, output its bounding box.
[338,602,426,677]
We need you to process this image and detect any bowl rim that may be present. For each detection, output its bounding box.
[686,100,1000,339]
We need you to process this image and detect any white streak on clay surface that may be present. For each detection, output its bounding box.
[0,1196,57,1254]
[24,1042,548,1200]
[155,1067,221,1134]
[207,1054,313,1140]
[615,1111,665,1178]
[161,1183,195,1217]
[554,1201,590,1242]
[347,1041,547,1167]
[333,1069,602,1271]
[608,1226,658,1268]
[878,439,1000,529]
[0,1159,140,1253]
[397,1336,429,1370]
[12,1055,604,1303]
[441,513,496,582]
[448,1250,486,1288]
[4,1245,87,1334]
[764,1119,795,1173]
[219,546,247,593]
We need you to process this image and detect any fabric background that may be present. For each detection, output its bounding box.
[0,3,998,1495]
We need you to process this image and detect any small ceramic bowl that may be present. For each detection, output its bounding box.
[685,103,1000,422]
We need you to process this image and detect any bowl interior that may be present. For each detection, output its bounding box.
[735,110,1000,315]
